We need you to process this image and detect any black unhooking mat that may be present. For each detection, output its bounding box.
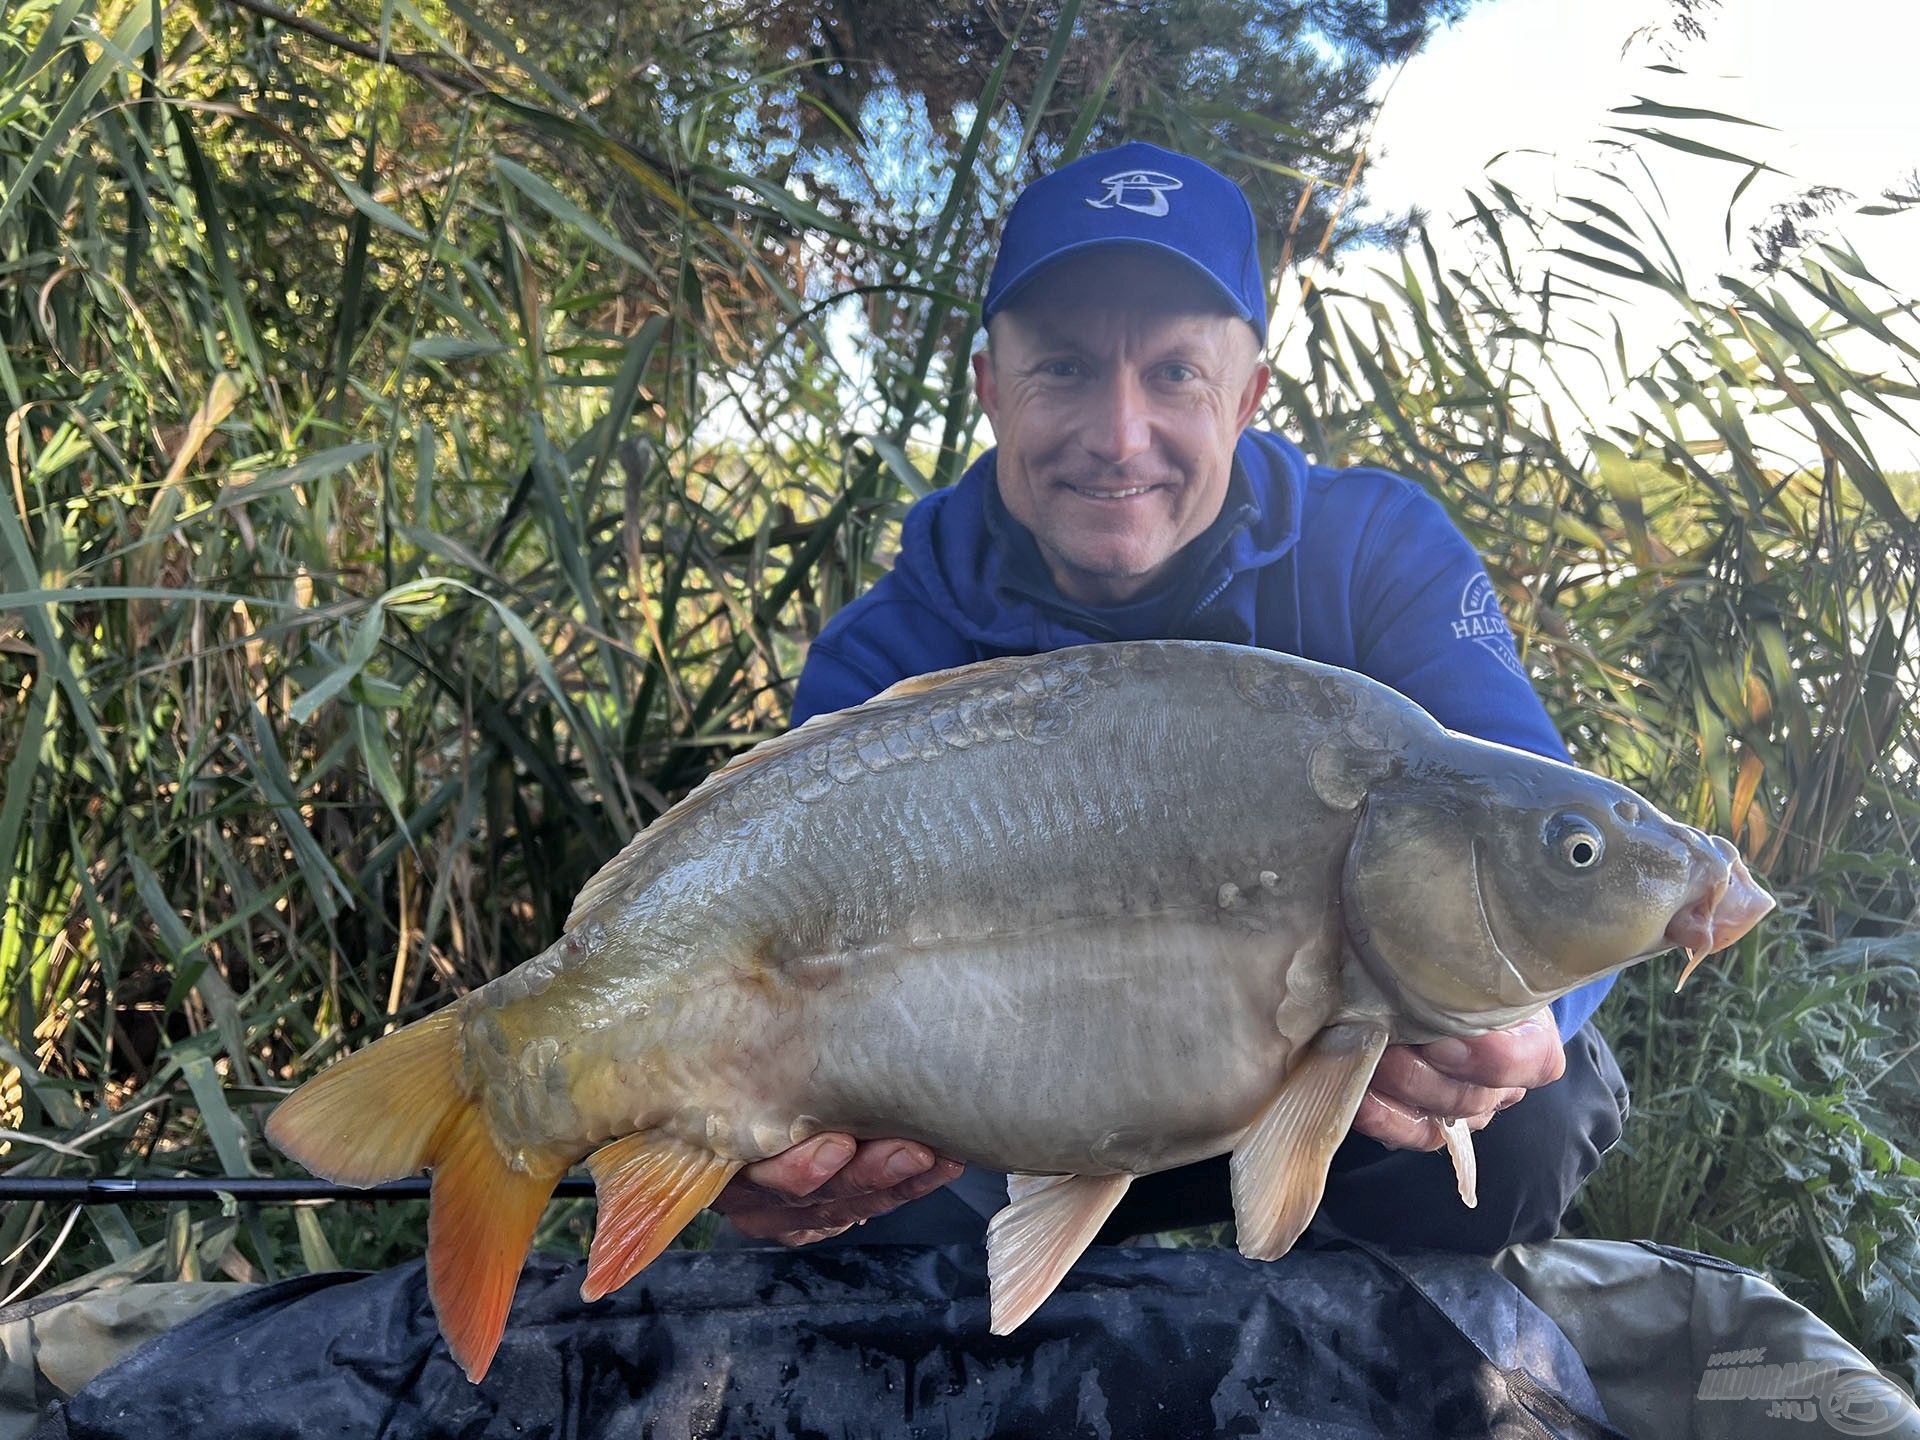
[36,1241,1625,1439]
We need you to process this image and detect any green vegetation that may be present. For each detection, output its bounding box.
[1288,168,1920,1382]
[1,0,1914,1388]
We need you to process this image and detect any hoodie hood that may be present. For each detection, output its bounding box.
[891,429,1309,653]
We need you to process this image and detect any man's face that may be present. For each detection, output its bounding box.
[973,251,1269,605]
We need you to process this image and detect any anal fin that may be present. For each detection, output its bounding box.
[581,1133,742,1302]
[986,1171,1132,1335]
[1231,1022,1389,1261]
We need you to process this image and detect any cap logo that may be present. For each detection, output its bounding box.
[1086,169,1183,218]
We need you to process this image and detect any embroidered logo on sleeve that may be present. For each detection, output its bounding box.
[1086,170,1183,217]
[1452,574,1527,678]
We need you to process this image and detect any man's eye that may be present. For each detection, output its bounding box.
[1161,363,1196,382]
[1041,359,1081,378]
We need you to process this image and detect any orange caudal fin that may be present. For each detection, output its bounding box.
[265,1009,566,1383]
[580,1133,741,1302]
[426,1105,567,1381]
[265,1010,465,1187]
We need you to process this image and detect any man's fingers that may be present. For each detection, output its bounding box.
[1352,1093,1502,1153]
[722,1157,964,1242]
[711,1132,965,1245]
[722,1132,857,1206]
[1356,1034,1542,1154]
[1368,1046,1521,1122]
[1419,1012,1566,1089]
[777,1224,857,1247]
[793,1157,965,1231]
[806,1140,938,1202]
[1352,1092,1447,1151]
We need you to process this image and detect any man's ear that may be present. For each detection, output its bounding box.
[972,347,1000,429]
[1235,359,1270,432]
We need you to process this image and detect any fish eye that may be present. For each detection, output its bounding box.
[1546,814,1605,871]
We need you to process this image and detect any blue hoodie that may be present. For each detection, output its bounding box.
[793,429,1613,1038]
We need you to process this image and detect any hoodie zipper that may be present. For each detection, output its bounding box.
[1190,568,1235,617]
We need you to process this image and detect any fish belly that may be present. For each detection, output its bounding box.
[793,911,1343,1177]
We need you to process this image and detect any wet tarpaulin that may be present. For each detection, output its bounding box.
[34,1240,1623,1440]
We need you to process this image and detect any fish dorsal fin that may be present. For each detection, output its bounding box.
[564,654,1075,931]
[563,704,863,930]
[985,1171,1132,1335]
[564,825,651,932]
[580,1132,741,1302]
[865,660,990,702]
[1231,1022,1388,1261]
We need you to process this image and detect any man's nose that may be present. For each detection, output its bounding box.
[1081,371,1152,464]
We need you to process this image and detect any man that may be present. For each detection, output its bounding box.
[710,141,1629,1255]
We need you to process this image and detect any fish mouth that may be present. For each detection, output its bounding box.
[1666,834,1775,989]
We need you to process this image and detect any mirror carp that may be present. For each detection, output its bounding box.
[268,640,1774,1380]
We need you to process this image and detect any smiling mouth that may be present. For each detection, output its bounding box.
[1062,482,1166,501]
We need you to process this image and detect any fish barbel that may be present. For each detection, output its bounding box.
[267,640,1774,1379]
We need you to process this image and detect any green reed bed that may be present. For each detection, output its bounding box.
[0,0,1913,1386]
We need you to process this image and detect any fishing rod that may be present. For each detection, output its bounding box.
[0,1176,599,1204]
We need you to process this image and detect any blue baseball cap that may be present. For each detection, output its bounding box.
[982,141,1267,339]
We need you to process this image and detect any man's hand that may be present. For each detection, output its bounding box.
[709,1133,966,1246]
[1351,1010,1566,1152]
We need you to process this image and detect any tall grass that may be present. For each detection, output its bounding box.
[1275,128,1920,1377]
[0,0,1128,1293]
[1,0,1914,1387]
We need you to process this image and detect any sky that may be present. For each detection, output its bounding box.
[1283,0,1920,471]
[1360,0,1920,224]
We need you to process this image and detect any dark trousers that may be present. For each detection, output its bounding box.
[718,1022,1631,1254]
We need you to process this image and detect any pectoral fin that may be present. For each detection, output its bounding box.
[985,1172,1132,1335]
[1440,1117,1479,1208]
[1231,1022,1389,1261]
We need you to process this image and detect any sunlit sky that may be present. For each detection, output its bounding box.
[1361,0,1920,227]
[1281,0,1920,470]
